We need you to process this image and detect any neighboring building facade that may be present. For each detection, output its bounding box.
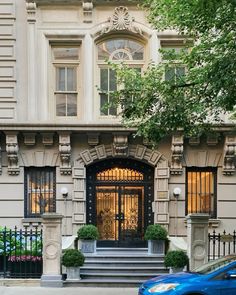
[0,0,235,247]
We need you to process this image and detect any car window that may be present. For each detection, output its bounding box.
[212,266,236,281]
[193,256,236,275]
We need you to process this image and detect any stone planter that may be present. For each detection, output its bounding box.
[66,266,81,280]
[148,240,165,255]
[80,240,96,254]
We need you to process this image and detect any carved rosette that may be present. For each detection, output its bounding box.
[113,134,129,156]
[26,1,36,22]
[5,133,19,176]
[83,0,93,23]
[59,133,72,175]
[223,135,236,175]
[170,135,184,175]
[101,6,143,36]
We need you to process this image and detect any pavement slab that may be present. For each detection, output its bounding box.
[0,287,138,295]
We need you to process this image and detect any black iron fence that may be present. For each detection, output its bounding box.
[208,230,236,261]
[0,226,43,278]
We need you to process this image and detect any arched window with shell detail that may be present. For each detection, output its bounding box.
[97,37,145,116]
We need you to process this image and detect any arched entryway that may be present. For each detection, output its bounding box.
[86,158,154,247]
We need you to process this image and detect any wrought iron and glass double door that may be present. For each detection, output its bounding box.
[86,159,154,247]
[96,185,144,247]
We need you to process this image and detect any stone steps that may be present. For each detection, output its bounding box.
[63,248,167,287]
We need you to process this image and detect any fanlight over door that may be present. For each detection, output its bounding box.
[86,159,154,247]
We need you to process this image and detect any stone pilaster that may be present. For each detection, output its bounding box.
[41,213,63,288]
[26,0,37,121]
[186,214,209,270]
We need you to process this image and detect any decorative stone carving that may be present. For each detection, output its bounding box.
[189,136,200,146]
[42,133,54,146]
[207,133,219,146]
[171,134,184,175]
[83,0,93,23]
[26,1,37,22]
[87,133,99,146]
[113,133,128,156]
[223,135,236,175]
[23,132,36,146]
[59,132,71,175]
[5,132,19,176]
[101,6,143,36]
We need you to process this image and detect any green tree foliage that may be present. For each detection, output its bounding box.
[112,0,236,142]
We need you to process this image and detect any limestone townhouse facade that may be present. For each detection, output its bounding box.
[0,0,236,248]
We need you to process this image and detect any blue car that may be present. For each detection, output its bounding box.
[139,255,236,295]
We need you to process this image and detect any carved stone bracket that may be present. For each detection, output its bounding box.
[113,133,129,156]
[101,6,143,36]
[87,133,99,146]
[59,132,71,175]
[26,1,37,22]
[42,133,54,146]
[170,134,184,175]
[189,136,200,146]
[83,0,93,23]
[5,132,19,176]
[23,132,36,146]
[223,135,236,175]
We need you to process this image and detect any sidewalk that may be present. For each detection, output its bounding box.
[0,287,138,295]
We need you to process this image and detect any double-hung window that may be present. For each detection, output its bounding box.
[25,167,56,217]
[97,38,145,116]
[52,46,79,117]
[161,41,186,83]
[186,168,217,218]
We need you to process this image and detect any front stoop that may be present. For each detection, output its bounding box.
[63,248,168,287]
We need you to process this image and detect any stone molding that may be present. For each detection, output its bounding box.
[113,133,128,156]
[73,144,170,231]
[170,134,184,175]
[83,0,93,23]
[99,6,143,36]
[5,132,19,176]
[23,132,36,146]
[26,1,37,22]
[223,135,236,175]
[58,132,72,175]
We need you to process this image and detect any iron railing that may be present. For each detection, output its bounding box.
[208,230,236,261]
[0,226,43,278]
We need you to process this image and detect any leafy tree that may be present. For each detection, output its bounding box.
[112,0,236,142]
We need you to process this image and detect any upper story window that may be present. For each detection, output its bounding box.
[24,167,56,218]
[186,167,217,218]
[97,38,145,116]
[161,41,186,83]
[52,46,80,117]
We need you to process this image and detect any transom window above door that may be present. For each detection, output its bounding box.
[97,38,145,116]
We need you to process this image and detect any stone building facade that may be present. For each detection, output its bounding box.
[0,0,235,247]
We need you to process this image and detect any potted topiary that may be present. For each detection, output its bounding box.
[164,250,189,273]
[144,224,168,255]
[62,249,85,280]
[77,224,99,254]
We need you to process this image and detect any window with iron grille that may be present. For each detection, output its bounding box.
[24,167,56,217]
[186,168,217,218]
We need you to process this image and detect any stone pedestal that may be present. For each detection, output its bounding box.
[186,214,209,270]
[41,213,63,287]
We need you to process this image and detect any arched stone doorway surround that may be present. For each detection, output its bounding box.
[72,144,170,234]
